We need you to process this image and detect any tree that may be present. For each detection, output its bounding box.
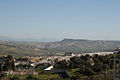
[3,62,9,71]
[0,73,6,79]
[10,76,20,80]
[84,67,94,76]
[103,64,109,71]
[0,64,3,71]
[11,61,15,71]
[55,60,68,69]
[84,54,91,60]
[78,65,85,74]
[92,62,102,72]
[109,60,114,69]
[69,56,85,68]
[7,55,13,60]
[26,75,39,80]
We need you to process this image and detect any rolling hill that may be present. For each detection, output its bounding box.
[0,39,120,57]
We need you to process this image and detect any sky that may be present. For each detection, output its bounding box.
[0,0,120,41]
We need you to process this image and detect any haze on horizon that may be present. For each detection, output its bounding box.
[0,0,120,41]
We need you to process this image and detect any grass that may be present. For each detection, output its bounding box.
[2,69,114,80]
[7,73,60,80]
[68,68,81,76]
[36,74,60,80]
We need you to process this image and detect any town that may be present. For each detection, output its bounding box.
[0,51,114,80]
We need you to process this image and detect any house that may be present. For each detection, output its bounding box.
[65,52,74,56]
[44,66,53,70]
[35,63,51,70]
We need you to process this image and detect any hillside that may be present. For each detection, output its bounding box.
[34,39,119,53]
[0,41,57,57]
[0,39,120,57]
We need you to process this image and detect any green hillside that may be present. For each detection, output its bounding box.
[0,39,119,57]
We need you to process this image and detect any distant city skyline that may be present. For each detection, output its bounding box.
[0,0,120,41]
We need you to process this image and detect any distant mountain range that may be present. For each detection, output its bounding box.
[0,38,120,57]
[0,36,57,42]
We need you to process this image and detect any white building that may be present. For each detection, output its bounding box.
[44,66,53,70]
[65,52,74,56]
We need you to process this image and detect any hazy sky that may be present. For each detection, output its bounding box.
[0,0,120,40]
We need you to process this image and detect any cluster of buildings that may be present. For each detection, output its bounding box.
[0,52,113,75]
[16,52,113,68]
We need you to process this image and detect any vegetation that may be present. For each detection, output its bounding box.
[0,55,15,72]
[8,74,60,80]
[0,39,118,57]
[55,54,115,80]
[0,54,117,80]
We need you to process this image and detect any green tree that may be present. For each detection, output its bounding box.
[10,76,20,80]
[103,64,109,71]
[69,56,85,68]
[84,67,94,76]
[0,64,3,71]
[7,55,13,60]
[55,60,68,69]
[92,62,102,72]
[26,75,39,80]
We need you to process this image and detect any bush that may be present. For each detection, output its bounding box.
[10,76,20,80]
[84,67,94,76]
[26,75,39,80]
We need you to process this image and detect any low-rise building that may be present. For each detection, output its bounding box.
[65,52,74,56]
